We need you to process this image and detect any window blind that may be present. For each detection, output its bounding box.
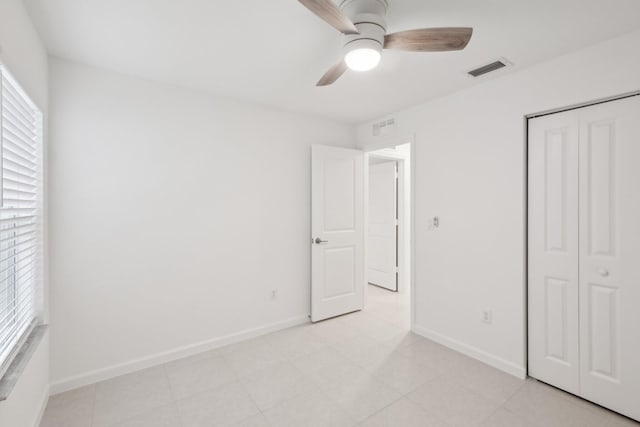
[0,65,42,373]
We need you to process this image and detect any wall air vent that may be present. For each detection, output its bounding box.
[467,59,509,77]
[373,118,396,137]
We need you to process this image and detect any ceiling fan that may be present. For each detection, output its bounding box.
[298,0,473,86]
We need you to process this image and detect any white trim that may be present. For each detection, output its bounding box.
[522,116,529,377]
[31,384,49,427]
[367,150,409,162]
[363,156,370,302]
[526,90,640,119]
[409,138,416,331]
[398,155,409,298]
[412,324,527,379]
[360,132,413,153]
[49,314,310,395]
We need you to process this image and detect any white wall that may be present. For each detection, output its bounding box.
[48,58,356,391]
[0,0,49,426]
[357,30,640,377]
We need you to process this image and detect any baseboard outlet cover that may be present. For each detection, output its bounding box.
[49,314,310,395]
[412,325,526,379]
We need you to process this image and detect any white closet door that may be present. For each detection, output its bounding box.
[577,96,640,421]
[528,110,581,394]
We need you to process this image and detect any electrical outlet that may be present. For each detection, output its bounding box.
[482,309,493,324]
[271,289,278,300]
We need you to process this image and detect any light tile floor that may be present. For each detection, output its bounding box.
[40,285,639,427]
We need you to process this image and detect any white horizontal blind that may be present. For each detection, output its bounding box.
[0,65,42,373]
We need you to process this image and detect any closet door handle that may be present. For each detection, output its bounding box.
[598,268,609,277]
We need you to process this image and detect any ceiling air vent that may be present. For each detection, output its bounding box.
[467,59,508,77]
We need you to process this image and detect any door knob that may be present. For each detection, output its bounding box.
[598,268,609,277]
[314,237,328,244]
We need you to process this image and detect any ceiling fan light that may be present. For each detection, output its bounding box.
[345,48,381,72]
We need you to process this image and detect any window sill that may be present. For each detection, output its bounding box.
[0,325,48,402]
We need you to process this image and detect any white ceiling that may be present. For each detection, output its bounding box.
[25,0,640,123]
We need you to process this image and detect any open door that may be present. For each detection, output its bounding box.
[368,160,398,291]
[311,145,364,322]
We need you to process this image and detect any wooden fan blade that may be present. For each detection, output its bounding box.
[298,0,359,35]
[316,61,348,86]
[384,27,473,52]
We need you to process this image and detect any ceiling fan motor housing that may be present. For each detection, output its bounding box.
[340,0,388,57]
[301,0,473,85]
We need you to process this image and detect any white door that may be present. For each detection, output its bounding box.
[528,109,581,394]
[529,95,640,421]
[577,97,640,421]
[368,161,397,291]
[311,145,364,322]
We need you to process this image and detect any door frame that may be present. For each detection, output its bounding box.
[362,135,415,330]
[524,90,640,377]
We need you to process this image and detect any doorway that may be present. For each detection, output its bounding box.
[309,141,412,328]
[368,157,398,292]
[365,143,412,328]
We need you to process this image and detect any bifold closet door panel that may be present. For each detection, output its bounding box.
[577,96,640,421]
[528,110,581,394]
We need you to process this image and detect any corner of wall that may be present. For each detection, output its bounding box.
[412,324,526,379]
[49,314,309,395]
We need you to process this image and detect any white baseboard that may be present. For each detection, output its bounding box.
[32,384,49,427]
[49,314,310,395]
[412,325,527,379]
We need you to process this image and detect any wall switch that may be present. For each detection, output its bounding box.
[482,309,493,324]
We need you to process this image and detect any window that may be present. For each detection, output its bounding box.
[0,65,43,375]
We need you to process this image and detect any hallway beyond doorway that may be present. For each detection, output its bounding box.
[364,284,410,330]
